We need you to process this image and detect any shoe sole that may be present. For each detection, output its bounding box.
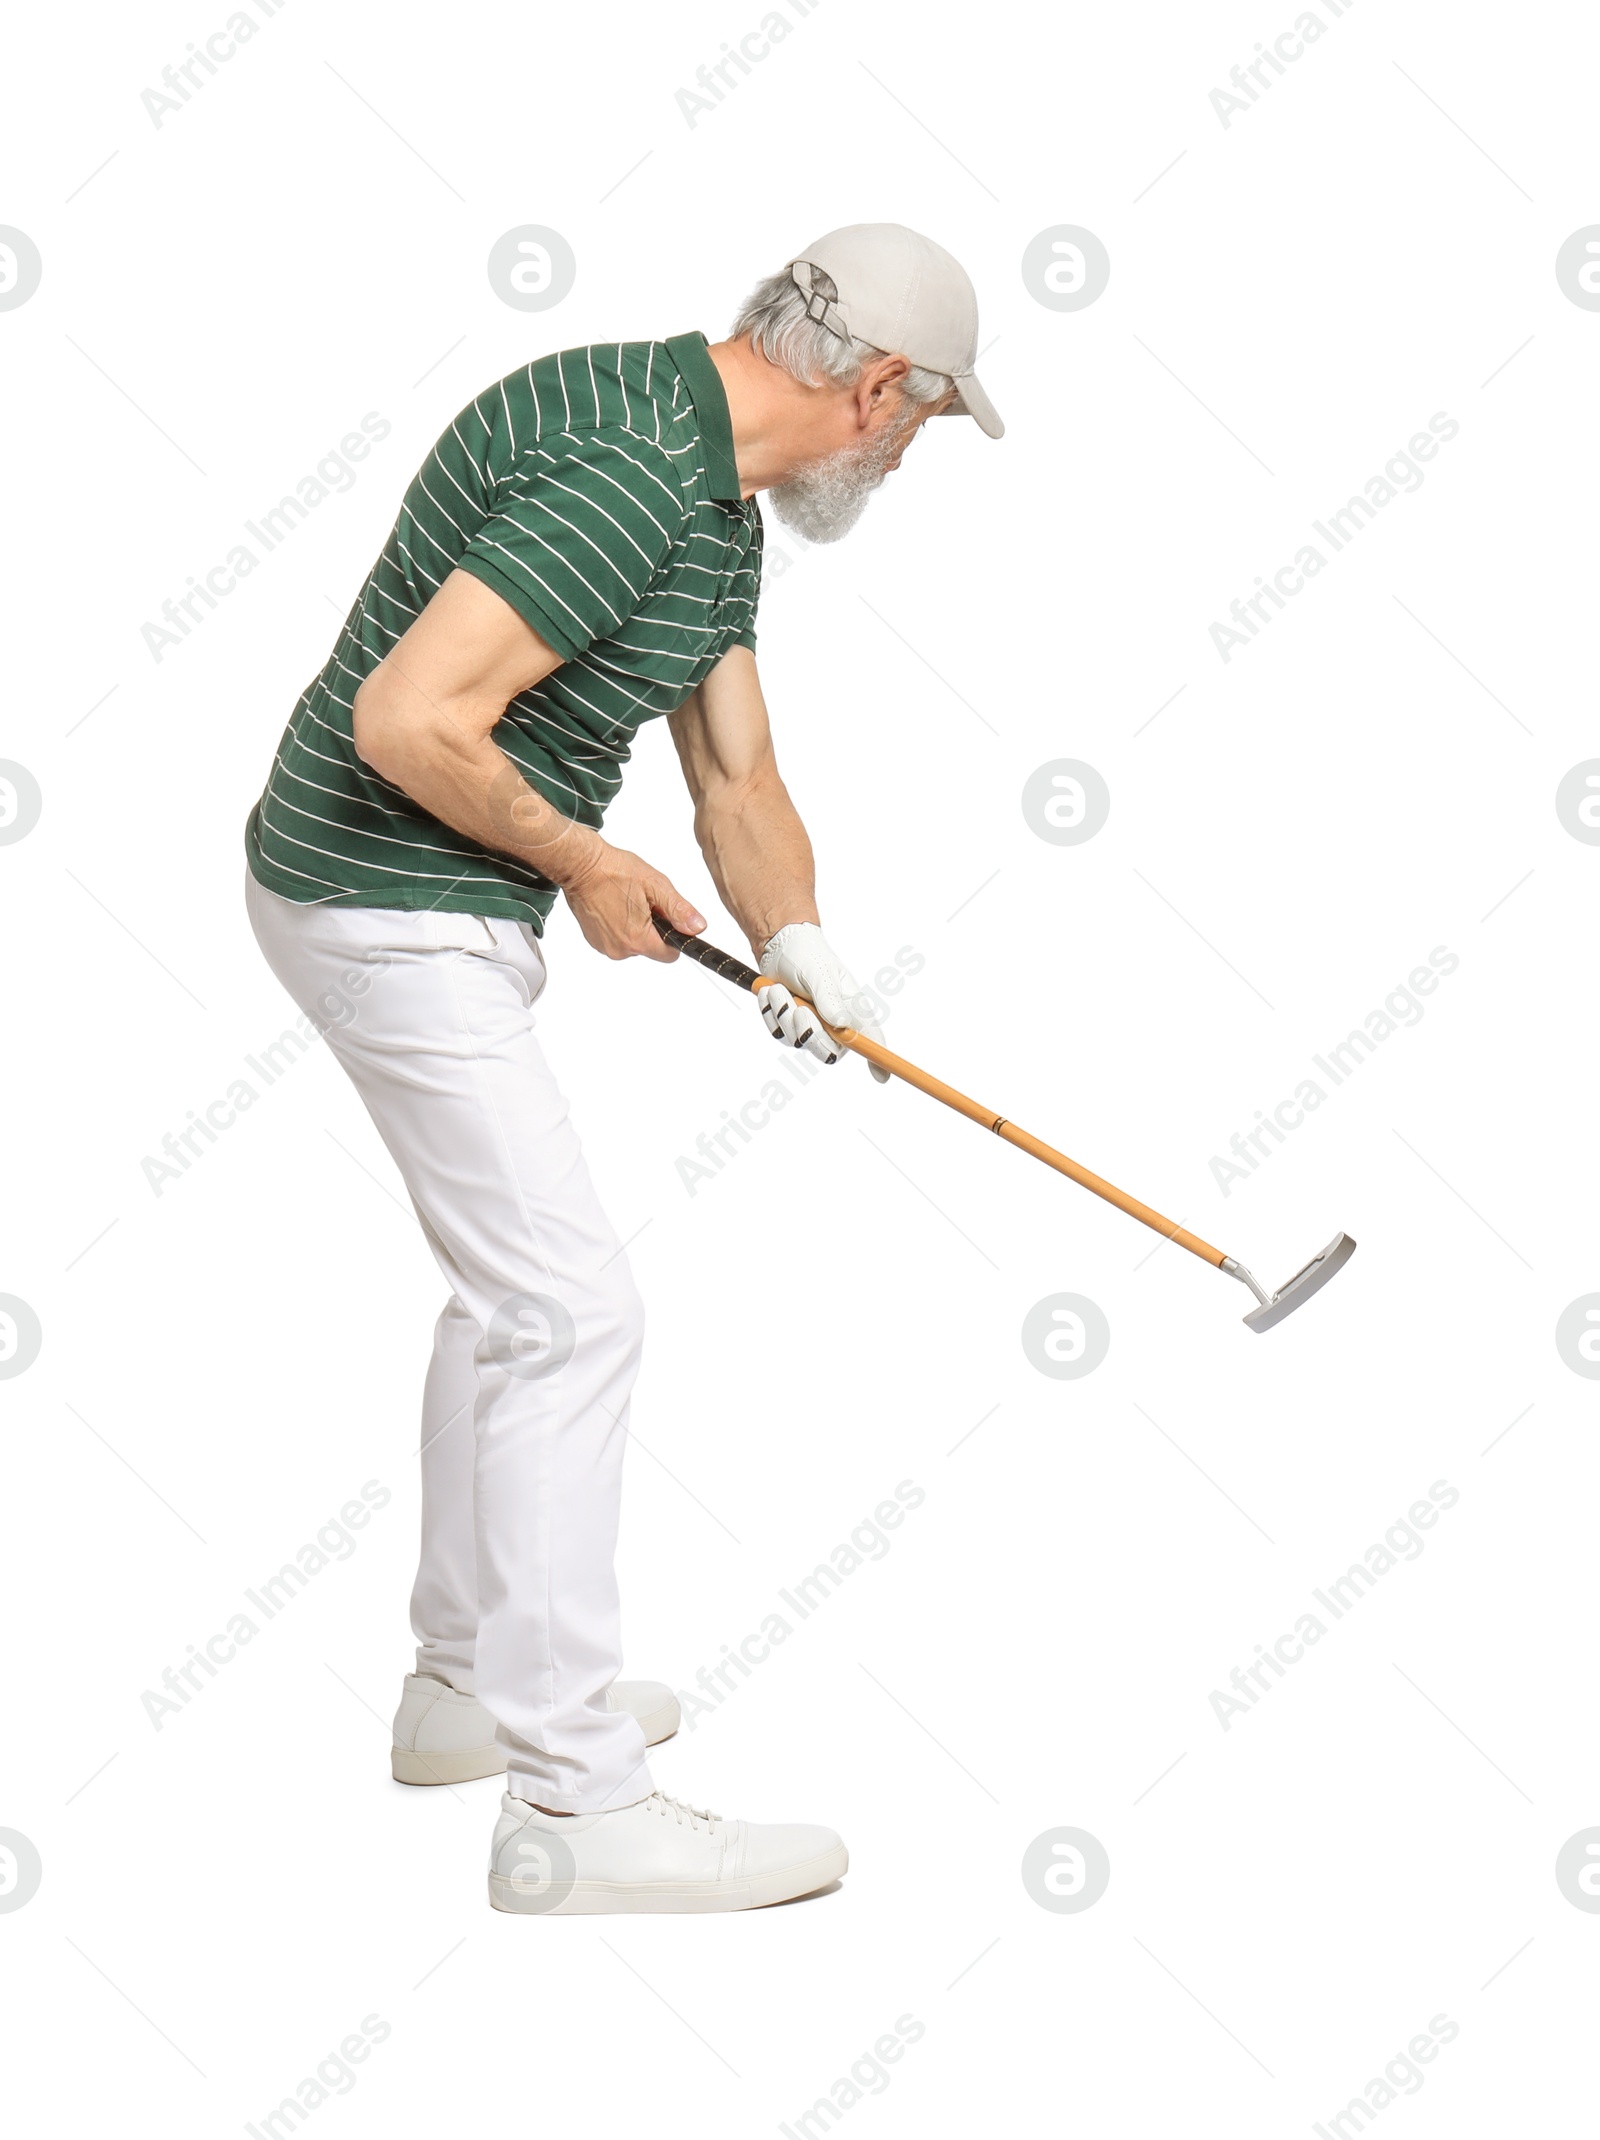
[486,1843,848,1916]
[392,1745,508,1786]
[392,1701,680,1786]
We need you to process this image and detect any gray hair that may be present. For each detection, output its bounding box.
[730,264,953,409]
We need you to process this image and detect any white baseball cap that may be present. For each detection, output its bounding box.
[788,222,1003,439]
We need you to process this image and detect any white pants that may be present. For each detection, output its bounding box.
[246,875,653,1813]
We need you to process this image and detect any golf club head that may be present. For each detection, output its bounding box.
[1242,1233,1356,1333]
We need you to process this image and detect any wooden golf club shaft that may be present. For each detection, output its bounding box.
[655,921,1228,1269]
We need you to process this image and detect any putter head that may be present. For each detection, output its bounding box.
[1240,1232,1356,1333]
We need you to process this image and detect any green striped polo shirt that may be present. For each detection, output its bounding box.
[244,331,762,927]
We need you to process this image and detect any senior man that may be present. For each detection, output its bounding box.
[245,223,1001,1914]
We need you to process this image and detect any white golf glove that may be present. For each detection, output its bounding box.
[758,922,889,1082]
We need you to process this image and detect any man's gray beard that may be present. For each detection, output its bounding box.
[767,406,921,544]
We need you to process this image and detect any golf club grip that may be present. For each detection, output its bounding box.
[653,918,1227,1269]
[653,918,764,990]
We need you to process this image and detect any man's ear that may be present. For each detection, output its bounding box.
[854,353,911,427]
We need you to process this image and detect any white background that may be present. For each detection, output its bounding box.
[3,0,1597,2132]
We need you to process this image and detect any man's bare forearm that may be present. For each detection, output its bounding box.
[346,574,702,960]
[355,685,600,889]
[693,769,821,954]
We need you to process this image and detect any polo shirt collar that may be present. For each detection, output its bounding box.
[665,331,744,503]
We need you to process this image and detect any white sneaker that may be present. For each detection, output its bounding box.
[487,1790,848,1915]
[390,1674,680,1786]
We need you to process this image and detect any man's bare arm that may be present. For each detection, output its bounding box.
[351,569,702,959]
[667,646,820,956]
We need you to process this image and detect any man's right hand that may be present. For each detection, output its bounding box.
[560,838,705,962]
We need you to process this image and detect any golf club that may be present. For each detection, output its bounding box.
[654,919,1356,1334]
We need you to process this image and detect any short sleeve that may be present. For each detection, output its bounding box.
[730,504,763,651]
[456,429,684,662]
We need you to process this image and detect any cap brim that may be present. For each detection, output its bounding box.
[941,371,1003,439]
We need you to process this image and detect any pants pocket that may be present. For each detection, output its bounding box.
[463,917,548,1005]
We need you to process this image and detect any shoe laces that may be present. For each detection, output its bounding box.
[647,1791,720,1832]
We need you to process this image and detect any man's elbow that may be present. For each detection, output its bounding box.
[352,674,419,785]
